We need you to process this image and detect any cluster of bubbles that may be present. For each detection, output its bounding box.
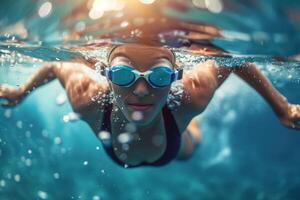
[1,173,21,184]
[97,121,139,156]
[91,91,113,108]
[158,30,189,46]
[0,171,60,198]
[167,80,184,110]
[63,112,81,123]
[0,49,42,68]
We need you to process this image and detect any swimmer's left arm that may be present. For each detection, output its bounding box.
[189,61,299,129]
[217,62,300,129]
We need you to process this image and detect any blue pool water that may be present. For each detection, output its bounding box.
[1,0,300,199]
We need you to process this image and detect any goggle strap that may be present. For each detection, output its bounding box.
[176,69,183,80]
[96,61,108,76]
[104,68,111,80]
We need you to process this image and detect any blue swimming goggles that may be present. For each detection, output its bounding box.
[101,64,183,88]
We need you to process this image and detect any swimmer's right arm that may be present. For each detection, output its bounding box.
[0,63,57,106]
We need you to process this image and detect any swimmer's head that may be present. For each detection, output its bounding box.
[105,43,181,126]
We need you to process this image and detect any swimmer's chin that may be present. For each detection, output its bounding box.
[127,118,154,128]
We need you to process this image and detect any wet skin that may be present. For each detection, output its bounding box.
[1,44,300,166]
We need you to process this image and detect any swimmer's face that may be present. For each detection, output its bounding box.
[108,44,176,126]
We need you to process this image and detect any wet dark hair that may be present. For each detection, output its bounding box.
[106,44,179,68]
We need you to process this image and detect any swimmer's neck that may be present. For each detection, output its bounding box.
[112,104,163,131]
[134,113,162,130]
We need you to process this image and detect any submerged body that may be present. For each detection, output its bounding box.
[0,44,299,168]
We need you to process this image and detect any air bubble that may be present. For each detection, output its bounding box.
[152,135,164,146]
[63,112,80,123]
[16,121,23,129]
[122,143,130,151]
[4,109,12,118]
[132,111,143,121]
[56,93,67,105]
[125,123,137,133]
[119,153,127,161]
[25,159,32,166]
[53,173,60,179]
[14,174,21,182]
[25,131,31,138]
[117,133,132,144]
[93,196,101,200]
[54,137,62,145]
[37,191,48,199]
[98,131,111,141]
[0,180,6,187]
[42,129,49,138]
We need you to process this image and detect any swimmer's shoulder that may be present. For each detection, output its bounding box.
[74,86,111,134]
[173,60,219,120]
[57,61,110,117]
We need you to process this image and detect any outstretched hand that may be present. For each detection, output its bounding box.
[280,103,300,130]
[0,84,24,107]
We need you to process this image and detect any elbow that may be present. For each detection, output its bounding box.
[233,62,257,74]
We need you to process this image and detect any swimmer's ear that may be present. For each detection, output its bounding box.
[95,61,108,76]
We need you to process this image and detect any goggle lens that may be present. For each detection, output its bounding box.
[149,67,173,87]
[111,65,135,86]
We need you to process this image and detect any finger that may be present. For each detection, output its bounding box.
[292,120,300,130]
[1,103,16,108]
[0,100,17,107]
[0,84,9,90]
[296,105,300,117]
[281,119,299,130]
[0,89,6,97]
[0,85,8,94]
[1,102,11,107]
[285,120,300,130]
[290,105,300,117]
[292,123,300,130]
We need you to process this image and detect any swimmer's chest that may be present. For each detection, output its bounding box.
[107,108,192,165]
[110,119,168,165]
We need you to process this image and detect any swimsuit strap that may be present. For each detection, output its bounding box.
[150,105,181,166]
[100,102,181,168]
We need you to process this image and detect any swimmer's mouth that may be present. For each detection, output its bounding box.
[127,103,153,111]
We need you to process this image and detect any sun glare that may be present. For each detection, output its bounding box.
[139,0,156,5]
[88,0,126,20]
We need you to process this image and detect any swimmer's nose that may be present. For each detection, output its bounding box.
[132,78,150,97]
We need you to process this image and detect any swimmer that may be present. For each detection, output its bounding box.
[0,43,299,168]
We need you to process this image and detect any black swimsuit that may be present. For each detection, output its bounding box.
[100,102,182,168]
